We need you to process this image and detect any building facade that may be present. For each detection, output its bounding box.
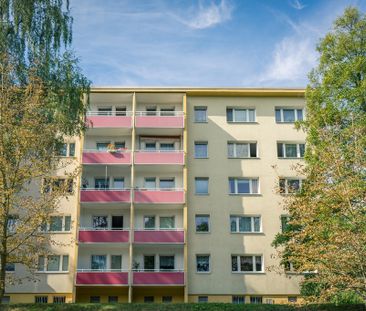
[5,88,305,304]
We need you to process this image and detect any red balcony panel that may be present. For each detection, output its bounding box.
[134,230,184,243]
[135,116,184,128]
[79,230,129,243]
[134,151,184,165]
[80,190,131,203]
[133,272,184,285]
[83,151,131,164]
[134,190,184,204]
[76,272,128,285]
[86,116,132,128]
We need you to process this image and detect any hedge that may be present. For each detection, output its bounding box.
[0,303,365,311]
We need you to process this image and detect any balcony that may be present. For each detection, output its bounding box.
[133,270,184,285]
[134,150,184,165]
[76,270,128,285]
[135,111,184,129]
[86,111,132,129]
[134,229,184,244]
[80,189,131,203]
[82,150,131,165]
[79,229,129,243]
[134,189,184,204]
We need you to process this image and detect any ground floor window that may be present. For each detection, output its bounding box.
[232,295,245,304]
[144,296,154,303]
[288,296,297,303]
[162,296,172,303]
[35,296,48,303]
[53,296,65,304]
[108,296,118,303]
[90,296,100,303]
[198,296,208,303]
[1,296,10,304]
[250,296,263,304]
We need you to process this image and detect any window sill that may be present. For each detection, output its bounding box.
[196,271,211,274]
[228,194,262,197]
[44,231,72,234]
[196,231,210,234]
[230,232,264,235]
[278,157,304,160]
[194,121,208,123]
[231,271,265,274]
[36,271,69,274]
[194,157,209,159]
[195,193,209,196]
[228,157,260,160]
[227,121,258,124]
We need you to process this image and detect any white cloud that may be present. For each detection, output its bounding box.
[174,0,233,29]
[289,0,306,10]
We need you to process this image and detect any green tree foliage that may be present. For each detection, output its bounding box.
[273,7,366,303]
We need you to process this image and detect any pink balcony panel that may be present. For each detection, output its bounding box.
[135,151,184,165]
[134,190,184,204]
[80,190,131,203]
[86,116,132,128]
[135,116,184,128]
[134,230,184,243]
[133,272,184,285]
[79,230,129,243]
[83,151,131,164]
[76,272,128,285]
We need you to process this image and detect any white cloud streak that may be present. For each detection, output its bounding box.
[289,0,306,10]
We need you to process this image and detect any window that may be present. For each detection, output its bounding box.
[146,107,157,116]
[144,296,154,303]
[196,255,210,272]
[90,296,100,303]
[108,296,118,303]
[35,296,48,303]
[232,296,245,304]
[112,215,123,229]
[43,178,73,194]
[160,108,175,116]
[227,108,255,122]
[57,143,67,156]
[194,142,208,158]
[37,255,69,272]
[195,177,209,194]
[160,143,175,151]
[93,216,108,229]
[275,108,303,123]
[144,177,156,189]
[159,178,175,189]
[91,255,107,270]
[229,178,259,194]
[159,255,174,270]
[96,142,110,151]
[7,215,18,233]
[288,297,297,303]
[195,215,210,232]
[5,263,15,272]
[95,178,109,189]
[281,215,290,233]
[162,296,172,303]
[230,216,261,233]
[115,142,125,149]
[144,255,155,270]
[115,107,127,116]
[228,142,257,158]
[144,216,155,229]
[56,143,75,157]
[113,178,124,189]
[250,296,263,304]
[231,255,263,272]
[1,296,10,304]
[277,143,305,158]
[279,178,302,194]
[198,296,208,303]
[48,216,71,232]
[111,255,122,270]
[194,107,207,122]
[53,296,66,304]
[160,216,175,229]
[98,107,112,116]
[145,142,156,151]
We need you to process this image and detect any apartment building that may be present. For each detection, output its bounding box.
[4,88,305,304]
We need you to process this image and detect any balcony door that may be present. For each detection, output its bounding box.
[159,255,174,271]
[93,216,108,229]
[144,178,156,189]
[97,107,112,116]
[144,255,155,271]
[159,178,175,189]
[91,255,107,270]
[111,216,123,230]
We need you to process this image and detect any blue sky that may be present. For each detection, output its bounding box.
[70,0,366,87]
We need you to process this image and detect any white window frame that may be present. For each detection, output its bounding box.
[227,142,258,158]
[279,178,303,194]
[229,178,259,194]
[194,141,208,158]
[227,108,256,122]
[196,254,210,273]
[275,108,304,123]
[46,215,72,232]
[230,215,262,233]
[231,255,263,273]
[195,177,209,195]
[194,106,208,123]
[37,255,69,273]
[195,214,210,233]
[278,142,305,158]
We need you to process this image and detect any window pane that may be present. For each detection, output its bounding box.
[288,179,300,193]
[239,217,251,232]
[95,178,109,189]
[250,143,257,157]
[229,178,236,194]
[235,109,246,122]
[98,108,112,116]
[281,216,289,233]
[69,143,75,156]
[297,109,303,121]
[115,142,125,149]
[196,215,209,232]
[230,217,237,232]
[237,179,250,193]
[38,256,45,271]
[96,143,109,151]
[62,255,69,271]
[251,179,259,194]
[50,216,62,231]
[111,255,122,270]
[113,178,124,189]
[93,216,108,229]
[160,216,174,229]
[255,256,262,271]
[91,255,107,270]
[159,256,174,270]
[277,143,284,157]
[248,109,255,122]
[58,143,67,156]
[159,179,175,189]
[275,109,281,122]
[226,108,233,122]
[116,107,126,116]
[144,256,155,270]
[195,107,207,122]
[195,178,208,194]
[253,217,261,232]
[160,108,175,116]
[227,143,234,157]
[112,216,123,229]
[5,263,15,271]
[109,296,118,303]
[236,143,248,158]
[145,142,156,150]
[198,296,208,303]
[196,255,210,272]
[285,144,297,157]
[240,256,253,272]
[231,256,238,272]
[144,216,155,229]
[64,216,71,231]
[283,109,295,122]
[299,144,305,157]
[232,296,245,304]
[144,178,156,189]
[47,255,60,271]
[194,143,208,158]
[160,143,175,151]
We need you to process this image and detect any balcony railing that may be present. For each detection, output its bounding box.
[86,111,133,128]
[80,188,131,203]
[133,269,184,285]
[134,229,184,243]
[135,111,184,128]
[134,188,185,204]
[134,150,184,165]
[78,228,129,243]
[76,269,128,285]
[82,149,131,165]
